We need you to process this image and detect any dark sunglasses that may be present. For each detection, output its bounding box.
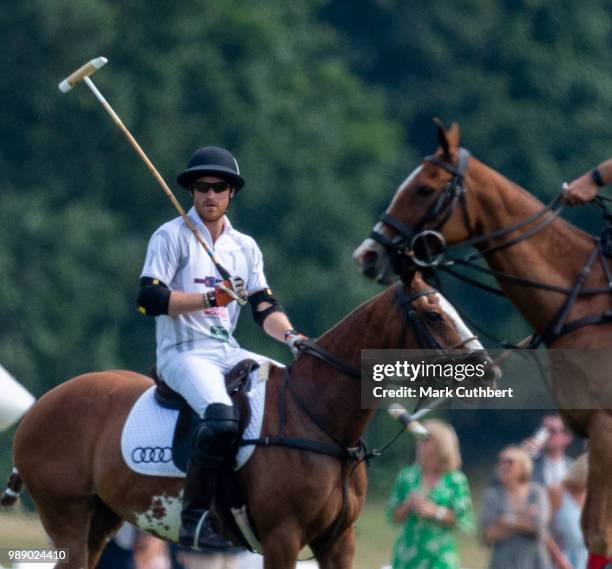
[192,181,232,194]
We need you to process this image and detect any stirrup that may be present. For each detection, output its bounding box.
[179,511,234,550]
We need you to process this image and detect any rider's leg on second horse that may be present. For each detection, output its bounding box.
[158,354,239,549]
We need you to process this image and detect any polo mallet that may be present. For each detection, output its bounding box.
[387,397,447,438]
[491,333,534,367]
[58,57,245,304]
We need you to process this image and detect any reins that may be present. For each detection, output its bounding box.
[241,283,443,460]
[447,193,565,256]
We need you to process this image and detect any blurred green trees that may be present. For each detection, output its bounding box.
[0,0,400,390]
[322,0,612,186]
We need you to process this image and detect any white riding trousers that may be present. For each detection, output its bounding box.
[158,347,267,418]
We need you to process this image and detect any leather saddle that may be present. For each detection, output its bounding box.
[150,359,259,472]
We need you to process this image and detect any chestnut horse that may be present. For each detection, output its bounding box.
[354,122,612,558]
[2,274,485,569]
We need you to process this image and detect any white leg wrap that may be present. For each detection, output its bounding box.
[4,466,21,497]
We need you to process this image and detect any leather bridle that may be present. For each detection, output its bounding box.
[295,282,473,377]
[370,148,472,269]
[368,147,612,348]
[371,147,568,270]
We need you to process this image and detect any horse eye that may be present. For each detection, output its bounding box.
[424,311,444,323]
[416,185,435,197]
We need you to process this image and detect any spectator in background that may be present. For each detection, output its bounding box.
[522,415,574,487]
[548,454,589,569]
[386,420,474,569]
[479,446,551,569]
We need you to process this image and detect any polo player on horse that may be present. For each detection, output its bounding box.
[137,146,305,549]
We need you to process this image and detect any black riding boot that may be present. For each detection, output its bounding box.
[179,403,239,550]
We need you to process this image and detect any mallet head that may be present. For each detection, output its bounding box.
[388,403,430,438]
[58,57,108,93]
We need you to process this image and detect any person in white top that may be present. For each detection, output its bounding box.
[137,146,305,550]
[522,415,574,487]
[522,415,580,569]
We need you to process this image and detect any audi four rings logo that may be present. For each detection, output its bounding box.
[131,446,173,463]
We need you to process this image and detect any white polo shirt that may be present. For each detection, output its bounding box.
[141,207,269,365]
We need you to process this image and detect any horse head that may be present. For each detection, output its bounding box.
[361,271,500,387]
[354,119,476,283]
[393,270,474,350]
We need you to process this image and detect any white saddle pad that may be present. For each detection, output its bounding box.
[121,363,271,477]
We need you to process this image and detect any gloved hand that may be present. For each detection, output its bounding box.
[205,277,247,307]
[284,330,307,359]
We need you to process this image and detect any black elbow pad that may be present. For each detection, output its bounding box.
[248,287,285,327]
[136,277,171,316]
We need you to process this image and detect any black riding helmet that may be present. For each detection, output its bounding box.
[177,146,245,191]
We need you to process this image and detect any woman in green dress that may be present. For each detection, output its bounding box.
[386,419,475,569]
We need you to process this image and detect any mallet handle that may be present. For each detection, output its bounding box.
[82,77,236,285]
[491,334,534,366]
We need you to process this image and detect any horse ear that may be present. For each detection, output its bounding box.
[446,122,461,152]
[433,117,450,159]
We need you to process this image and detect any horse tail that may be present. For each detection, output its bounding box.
[0,467,23,507]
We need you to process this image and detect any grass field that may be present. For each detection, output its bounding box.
[0,508,50,569]
[0,508,48,548]
[1,500,489,569]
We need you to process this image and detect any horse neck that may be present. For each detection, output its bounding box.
[287,287,399,445]
[466,159,598,331]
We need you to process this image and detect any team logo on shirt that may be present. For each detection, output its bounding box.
[210,326,230,342]
[195,276,222,287]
